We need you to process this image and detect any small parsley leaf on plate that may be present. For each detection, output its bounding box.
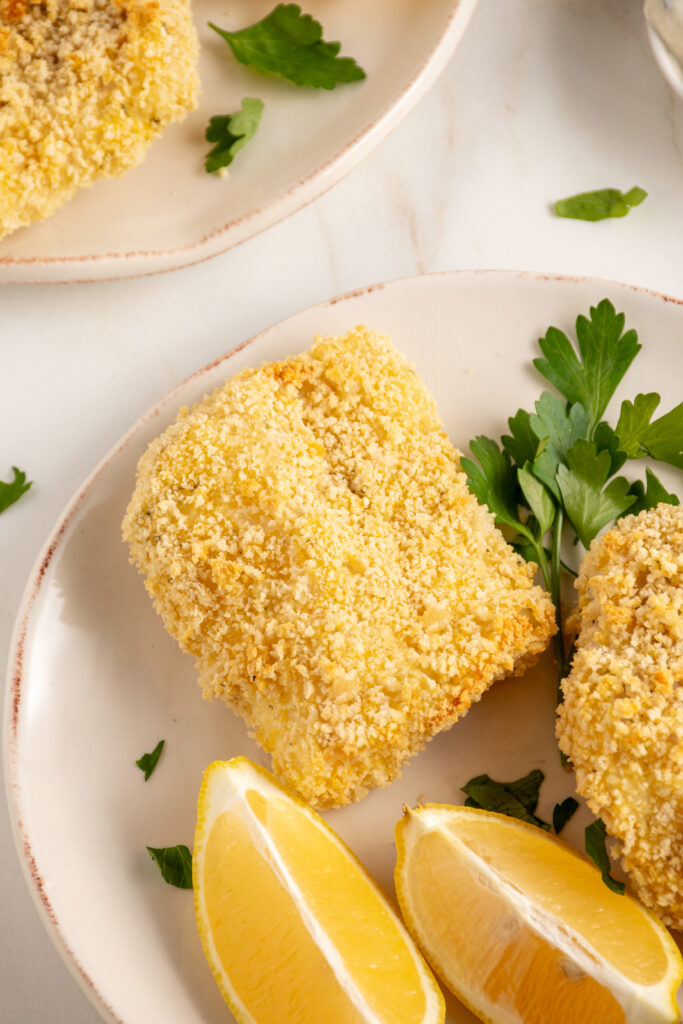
[584,819,625,895]
[552,797,579,834]
[136,739,165,781]
[462,770,551,831]
[205,98,264,174]
[209,4,366,90]
[0,466,32,514]
[555,186,647,221]
[556,439,634,548]
[616,394,683,469]
[534,299,641,435]
[620,468,679,519]
[147,845,193,888]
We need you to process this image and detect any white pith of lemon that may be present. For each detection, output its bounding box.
[192,758,445,1024]
[394,804,683,1024]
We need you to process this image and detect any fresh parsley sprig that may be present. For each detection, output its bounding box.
[209,4,366,90]
[147,844,193,889]
[0,466,32,514]
[463,299,681,692]
[462,769,551,831]
[584,819,625,895]
[136,739,165,781]
[205,98,264,174]
[552,797,579,835]
[555,186,647,221]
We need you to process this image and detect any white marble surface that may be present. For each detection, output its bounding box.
[2,0,683,1020]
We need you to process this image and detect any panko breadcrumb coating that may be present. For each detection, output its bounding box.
[0,0,198,239]
[557,503,683,928]
[123,327,556,808]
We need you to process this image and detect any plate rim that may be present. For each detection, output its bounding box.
[0,0,479,286]
[5,267,683,1023]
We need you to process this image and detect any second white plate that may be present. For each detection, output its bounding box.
[0,0,477,284]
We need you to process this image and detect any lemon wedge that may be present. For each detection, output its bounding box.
[395,805,683,1024]
[193,758,445,1024]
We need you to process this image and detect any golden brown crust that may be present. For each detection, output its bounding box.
[0,0,198,239]
[123,328,557,808]
[557,503,683,927]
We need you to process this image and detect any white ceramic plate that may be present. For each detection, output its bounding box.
[5,271,682,1024]
[0,0,477,285]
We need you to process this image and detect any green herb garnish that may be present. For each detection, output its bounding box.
[615,394,683,468]
[463,298,680,691]
[136,739,165,781]
[0,466,31,514]
[462,769,551,831]
[584,819,625,894]
[205,98,264,174]
[209,4,366,89]
[555,187,647,221]
[620,467,680,519]
[552,797,579,834]
[146,845,193,889]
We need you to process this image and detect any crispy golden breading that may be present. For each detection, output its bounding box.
[0,0,198,239]
[557,503,683,928]
[123,327,556,808]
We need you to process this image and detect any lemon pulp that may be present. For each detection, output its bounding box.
[412,827,626,1024]
[205,809,365,1022]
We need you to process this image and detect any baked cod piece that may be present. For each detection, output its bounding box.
[557,503,683,928]
[123,327,556,808]
[0,0,198,240]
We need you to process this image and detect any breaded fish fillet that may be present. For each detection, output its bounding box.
[123,327,556,808]
[557,503,683,928]
[0,0,198,239]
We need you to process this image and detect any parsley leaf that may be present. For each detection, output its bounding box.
[502,409,539,467]
[555,186,647,221]
[209,4,366,89]
[552,797,579,834]
[584,819,624,895]
[205,98,264,174]
[614,393,660,456]
[593,420,628,476]
[517,464,555,536]
[616,394,683,469]
[462,770,551,831]
[529,393,590,500]
[0,466,32,514]
[557,440,634,548]
[620,468,679,519]
[146,845,193,889]
[136,739,165,781]
[534,299,641,436]
[461,437,529,536]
